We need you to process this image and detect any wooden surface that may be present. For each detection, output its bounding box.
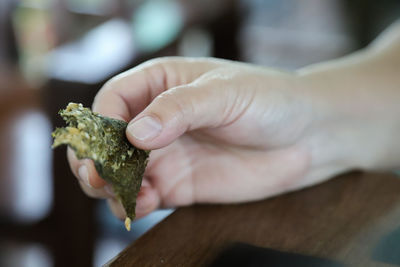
[107,172,400,267]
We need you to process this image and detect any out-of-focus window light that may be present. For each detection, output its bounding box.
[66,0,116,15]
[94,238,126,267]
[238,0,355,69]
[11,111,53,223]
[0,242,53,267]
[47,19,135,83]
[178,27,213,57]
[19,0,52,9]
[12,4,55,87]
[132,0,183,53]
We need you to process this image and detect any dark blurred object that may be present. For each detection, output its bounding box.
[0,0,18,69]
[372,226,400,265]
[179,0,241,60]
[344,0,400,47]
[209,243,343,267]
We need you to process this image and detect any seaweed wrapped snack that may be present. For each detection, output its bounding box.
[52,103,150,231]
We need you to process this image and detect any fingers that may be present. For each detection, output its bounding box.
[67,147,112,200]
[92,57,223,121]
[125,70,250,150]
[107,179,161,220]
[68,146,161,218]
[134,179,161,218]
[67,147,107,189]
[67,57,236,219]
[78,181,112,199]
[107,198,126,220]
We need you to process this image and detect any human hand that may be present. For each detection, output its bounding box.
[67,56,377,220]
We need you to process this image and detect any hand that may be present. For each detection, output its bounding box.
[67,54,396,220]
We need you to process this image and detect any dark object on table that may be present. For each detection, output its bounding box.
[209,242,344,267]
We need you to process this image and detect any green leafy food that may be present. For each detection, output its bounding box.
[52,103,149,231]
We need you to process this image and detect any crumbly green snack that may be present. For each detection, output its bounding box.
[52,102,149,231]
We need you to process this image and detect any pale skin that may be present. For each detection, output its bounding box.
[68,21,400,220]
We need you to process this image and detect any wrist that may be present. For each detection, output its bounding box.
[296,51,400,172]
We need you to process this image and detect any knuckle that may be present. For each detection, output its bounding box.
[138,57,179,73]
[145,56,182,67]
[101,75,120,93]
[155,88,194,122]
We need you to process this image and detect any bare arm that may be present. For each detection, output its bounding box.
[298,20,400,171]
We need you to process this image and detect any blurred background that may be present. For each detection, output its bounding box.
[0,0,399,266]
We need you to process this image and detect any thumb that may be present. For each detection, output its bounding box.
[126,82,230,150]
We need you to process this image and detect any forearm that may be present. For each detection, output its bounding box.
[297,21,400,171]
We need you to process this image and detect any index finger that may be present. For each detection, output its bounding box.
[82,57,222,192]
[92,57,224,122]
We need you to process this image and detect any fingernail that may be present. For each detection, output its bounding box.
[127,116,162,141]
[78,165,92,188]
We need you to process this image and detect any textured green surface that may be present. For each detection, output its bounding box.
[52,103,149,230]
